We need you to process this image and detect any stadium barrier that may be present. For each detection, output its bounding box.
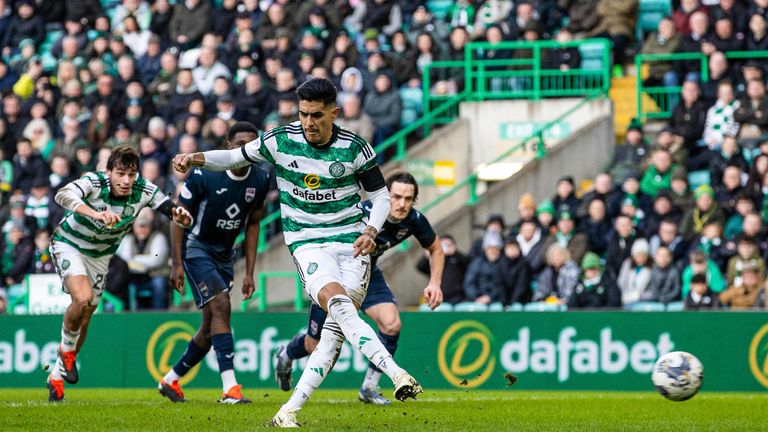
[2,312,767,391]
[635,50,768,121]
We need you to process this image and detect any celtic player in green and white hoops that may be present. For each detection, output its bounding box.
[172,78,422,427]
[47,146,193,402]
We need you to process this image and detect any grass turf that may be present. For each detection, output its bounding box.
[0,388,765,431]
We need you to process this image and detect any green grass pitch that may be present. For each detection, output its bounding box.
[1,388,765,431]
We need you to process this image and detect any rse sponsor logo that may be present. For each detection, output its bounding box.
[292,187,337,201]
[216,219,242,230]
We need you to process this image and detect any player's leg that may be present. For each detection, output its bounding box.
[273,316,345,427]
[159,306,212,403]
[275,303,326,391]
[209,290,250,404]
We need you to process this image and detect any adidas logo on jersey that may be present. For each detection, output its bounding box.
[288,160,299,169]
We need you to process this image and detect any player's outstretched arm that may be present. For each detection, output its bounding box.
[423,236,445,310]
[242,207,263,300]
[55,182,121,226]
[155,199,193,229]
[173,138,265,173]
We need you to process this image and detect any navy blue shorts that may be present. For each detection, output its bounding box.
[306,266,395,339]
[183,246,234,309]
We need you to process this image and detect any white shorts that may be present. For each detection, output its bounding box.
[292,242,371,306]
[49,240,110,303]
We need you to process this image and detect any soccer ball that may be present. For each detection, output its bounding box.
[651,351,704,401]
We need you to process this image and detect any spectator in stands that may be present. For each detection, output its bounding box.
[568,251,621,309]
[11,138,47,195]
[605,214,636,277]
[336,93,375,144]
[24,177,48,230]
[734,79,768,145]
[587,0,638,70]
[578,173,619,219]
[617,238,653,306]
[1,221,33,287]
[641,17,681,88]
[711,0,748,37]
[168,0,210,49]
[675,11,712,81]
[640,147,676,198]
[560,0,600,35]
[669,167,693,213]
[418,234,468,305]
[746,13,768,51]
[604,123,649,183]
[715,165,746,215]
[500,238,532,305]
[645,246,682,304]
[735,61,765,99]
[536,200,555,234]
[700,51,732,106]
[256,4,295,53]
[719,262,763,309]
[534,243,580,304]
[31,228,53,274]
[680,184,726,240]
[509,193,537,237]
[701,81,739,168]
[579,197,612,256]
[687,220,728,270]
[507,1,537,41]
[536,209,589,268]
[710,17,743,53]
[192,47,231,97]
[516,219,545,268]
[469,214,505,260]
[649,217,689,266]
[672,0,707,37]
[463,232,506,305]
[0,1,44,58]
[611,172,651,220]
[2,194,35,236]
[684,272,719,309]
[724,192,756,240]
[644,191,682,237]
[681,249,727,298]
[710,137,748,189]
[740,212,768,257]
[117,208,169,309]
[726,235,766,287]
[552,176,581,218]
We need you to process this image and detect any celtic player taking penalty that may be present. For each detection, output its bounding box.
[172,78,422,428]
[47,146,193,402]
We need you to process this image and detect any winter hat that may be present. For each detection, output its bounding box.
[631,238,650,256]
[536,200,555,216]
[581,252,602,271]
[694,184,715,200]
[518,193,536,211]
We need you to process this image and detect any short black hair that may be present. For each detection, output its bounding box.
[386,171,419,200]
[296,78,337,106]
[690,273,707,285]
[227,121,259,142]
[107,145,139,171]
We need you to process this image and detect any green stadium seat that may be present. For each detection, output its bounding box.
[419,302,454,311]
[687,170,710,190]
[427,0,454,20]
[40,53,57,72]
[399,87,423,127]
[665,301,685,311]
[624,301,666,311]
[39,30,62,56]
[636,0,672,42]
[453,302,489,312]
[579,41,606,71]
[488,302,504,311]
[506,303,524,311]
[523,302,563,312]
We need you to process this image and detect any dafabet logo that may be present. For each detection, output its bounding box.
[437,320,495,388]
[749,323,768,388]
[146,321,199,385]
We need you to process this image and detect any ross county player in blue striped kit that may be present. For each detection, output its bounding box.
[157,122,271,404]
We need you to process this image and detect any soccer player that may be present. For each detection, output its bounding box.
[158,122,270,404]
[275,172,444,404]
[172,78,422,428]
[47,146,193,402]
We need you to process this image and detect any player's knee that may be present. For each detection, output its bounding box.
[379,317,401,336]
[70,293,94,311]
[305,335,319,353]
[209,293,231,317]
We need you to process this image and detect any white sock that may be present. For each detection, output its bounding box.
[326,295,405,381]
[163,369,181,383]
[278,347,292,364]
[362,367,382,390]
[282,320,345,411]
[50,356,63,380]
[221,370,237,392]
[61,324,80,353]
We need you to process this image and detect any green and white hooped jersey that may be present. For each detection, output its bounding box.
[241,122,377,253]
[52,172,168,258]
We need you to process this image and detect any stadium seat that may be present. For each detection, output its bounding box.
[665,301,685,311]
[39,30,62,56]
[427,0,454,20]
[452,302,489,312]
[636,0,672,43]
[488,302,504,311]
[687,170,710,190]
[523,302,563,312]
[506,303,524,311]
[128,283,154,312]
[434,302,454,311]
[399,86,423,127]
[624,301,666,311]
[579,41,607,72]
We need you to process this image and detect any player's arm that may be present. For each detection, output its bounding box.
[353,165,390,257]
[54,175,121,226]
[172,137,267,173]
[242,206,263,300]
[168,202,191,294]
[422,236,445,310]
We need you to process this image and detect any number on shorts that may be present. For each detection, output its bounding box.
[93,274,105,292]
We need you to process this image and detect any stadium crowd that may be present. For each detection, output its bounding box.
[0,0,767,313]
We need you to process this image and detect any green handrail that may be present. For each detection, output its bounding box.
[636,50,768,121]
[241,271,303,312]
